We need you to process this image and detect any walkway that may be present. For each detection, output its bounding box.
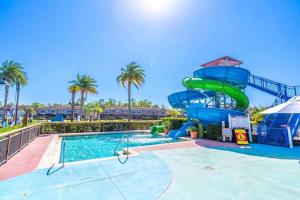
[155,147,300,200]
[0,134,53,181]
[0,152,171,200]
[133,139,238,153]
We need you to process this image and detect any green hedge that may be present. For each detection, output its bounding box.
[161,117,187,130]
[204,124,222,140]
[41,121,160,134]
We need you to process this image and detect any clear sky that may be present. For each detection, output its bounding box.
[1,0,300,107]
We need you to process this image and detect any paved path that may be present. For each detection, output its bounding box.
[133,139,238,153]
[0,134,53,181]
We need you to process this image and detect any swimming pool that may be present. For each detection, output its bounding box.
[61,132,177,162]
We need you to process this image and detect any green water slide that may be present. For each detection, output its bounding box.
[183,78,249,111]
[150,125,165,134]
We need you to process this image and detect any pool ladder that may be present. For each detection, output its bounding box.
[114,134,129,164]
[46,141,65,175]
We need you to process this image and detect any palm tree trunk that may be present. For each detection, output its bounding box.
[14,81,20,125]
[71,92,75,122]
[128,82,131,122]
[80,91,84,120]
[2,84,9,123]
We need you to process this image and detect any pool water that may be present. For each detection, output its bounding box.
[61,132,177,162]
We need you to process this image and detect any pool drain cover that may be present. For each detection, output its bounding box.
[202,166,215,171]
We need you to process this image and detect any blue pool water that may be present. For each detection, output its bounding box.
[61,132,177,162]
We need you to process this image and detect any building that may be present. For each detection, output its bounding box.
[37,106,81,119]
[37,106,167,120]
[101,107,167,120]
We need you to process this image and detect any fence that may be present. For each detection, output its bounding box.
[0,124,42,166]
[257,125,290,147]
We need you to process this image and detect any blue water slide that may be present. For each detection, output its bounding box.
[194,66,250,88]
[168,66,250,128]
[187,104,245,123]
[168,90,215,109]
[168,122,195,139]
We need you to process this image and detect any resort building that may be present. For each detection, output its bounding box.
[36,106,167,120]
[101,107,167,120]
[37,106,81,119]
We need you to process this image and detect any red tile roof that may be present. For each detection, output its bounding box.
[201,56,243,67]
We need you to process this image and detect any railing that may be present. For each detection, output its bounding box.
[114,134,129,164]
[248,74,300,99]
[257,125,290,147]
[0,123,42,166]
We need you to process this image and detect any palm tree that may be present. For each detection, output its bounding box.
[117,62,145,121]
[69,74,97,120]
[0,60,28,124]
[68,84,80,122]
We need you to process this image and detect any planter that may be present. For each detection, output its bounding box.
[190,131,198,139]
[164,128,170,134]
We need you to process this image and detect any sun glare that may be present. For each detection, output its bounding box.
[134,0,176,18]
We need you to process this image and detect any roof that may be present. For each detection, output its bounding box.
[38,105,81,110]
[201,56,243,67]
[261,96,300,114]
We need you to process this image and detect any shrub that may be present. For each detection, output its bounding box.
[41,120,161,134]
[205,124,222,140]
[188,126,198,132]
[161,117,187,130]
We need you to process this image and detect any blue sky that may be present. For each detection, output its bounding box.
[0,0,300,107]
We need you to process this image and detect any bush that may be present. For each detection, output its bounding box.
[161,117,187,130]
[41,120,161,134]
[188,126,198,132]
[205,124,222,140]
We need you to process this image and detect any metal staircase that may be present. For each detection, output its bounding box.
[249,74,300,147]
[248,74,300,101]
[257,114,300,147]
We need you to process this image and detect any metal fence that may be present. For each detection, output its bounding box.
[0,124,42,166]
[257,125,290,147]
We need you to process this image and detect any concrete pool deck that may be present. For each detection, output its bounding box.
[156,147,300,200]
[1,145,300,200]
[0,135,241,181]
[0,152,172,200]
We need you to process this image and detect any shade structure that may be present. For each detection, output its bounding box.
[261,96,300,114]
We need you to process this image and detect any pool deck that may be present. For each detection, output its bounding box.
[0,134,53,181]
[0,134,239,181]
[133,138,239,153]
[1,134,300,200]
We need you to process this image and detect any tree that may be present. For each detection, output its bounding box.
[0,60,28,124]
[68,84,80,121]
[248,106,267,123]
[138,99,152,108]
[117,62,145,122]
[84,102,103,120]
[69,74,97,119]
[166,109,181,117]
[131,98,138,107]
[105,98,117,108]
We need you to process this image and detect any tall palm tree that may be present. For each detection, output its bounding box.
[117,62,145,121]
[68,84,80,122]
[0,60,28,124]
[69,74,97,119]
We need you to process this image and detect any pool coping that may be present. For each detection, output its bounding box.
[37,131,192,169]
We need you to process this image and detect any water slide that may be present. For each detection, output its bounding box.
[168,122,195,139]
[168,66,250,139]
